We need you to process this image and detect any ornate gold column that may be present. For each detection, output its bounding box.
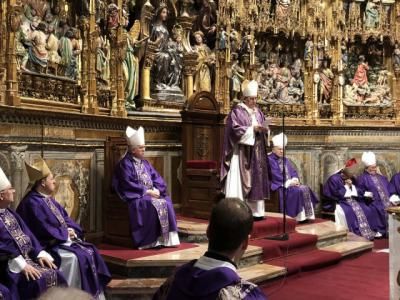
[87,0,99,114]
[304,70,315,125]
[80,17,90,113]
[183,53,197,99]
[5,1,22,106]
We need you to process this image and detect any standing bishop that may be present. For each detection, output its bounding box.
[221,80,270,220]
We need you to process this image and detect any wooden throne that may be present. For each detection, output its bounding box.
[180,92,226,219]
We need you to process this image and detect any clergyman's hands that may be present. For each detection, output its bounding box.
[22,264,41,281]
[38,257,57,270]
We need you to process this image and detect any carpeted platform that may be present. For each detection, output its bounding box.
[250,232,319,261]
[98,243,199,261]
[261,252,388,299]
[251,217,297,239]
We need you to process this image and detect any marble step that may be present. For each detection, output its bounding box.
[320,240,374,256]
[107,243,264,278]
[105,264,286,300]
[295,221,348,247]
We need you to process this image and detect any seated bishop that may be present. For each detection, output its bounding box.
[112,126,180,249]
[323,158,377,240]
[389,172,400,206]
[0,166,66,300]
[357,152,397,236]
[268,133,318,221]
[16,158,111,299]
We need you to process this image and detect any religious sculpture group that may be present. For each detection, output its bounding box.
[1,0,400,122]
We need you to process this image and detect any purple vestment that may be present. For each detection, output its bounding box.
[112,152,178,248]
[357,171,391,235]
[268,153,318,218]
[323,173,376,239]
[17,191,111,297]
[0,283,11,300]
[153,258,267,300]
[221,104,270,201]
[0,208,66,300]
[389,172,400,196]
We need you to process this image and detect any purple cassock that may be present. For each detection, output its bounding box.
[0,283,11,300]
[268,153,318,219]
[357,171,392,235]
[16,191,111,298]
[112,152,178,248]
[220,104,270,201]
[0,208,66,300]
[389,172,400,196]
[323,173,376,240]
[153,253,267,300]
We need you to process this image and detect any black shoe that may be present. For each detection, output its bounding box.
[253,216,265,222]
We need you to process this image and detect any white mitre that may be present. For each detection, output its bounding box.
[0,167,11,191]
[272,132,288,148]
[361,151,376,167]
[242,80,258,97]
[126,126,145,148]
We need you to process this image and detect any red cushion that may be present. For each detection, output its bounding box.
[186,160,217,169]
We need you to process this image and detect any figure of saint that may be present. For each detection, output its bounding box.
[27,22,48,71]
[228,53,245,102]
[304,35,313,67]
[230,29,240,54]
[318,58,335,104]
[150,4,183,91]
[287,72,304,103]
[193,31,215,92]
[351,55,369,93]
[107,3,120,31]
[218,26,227,50]
[95,24,110,85]
[365,0,380,29]
[194,0,217,47]
[123,21,147,109]
[276,0,291,21]
[275,60,292,103]
[46,25,61,65]
[59,29,79,79]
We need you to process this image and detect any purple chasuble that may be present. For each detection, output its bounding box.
[0,283,11,300]
[17,191,111,297]
[268,153,318,218]
[389,172,400,196]
[153,258,267,300]
[0,208,66,300]
[357,171,391,235]
[112,152,178,248]
[220,104,270,201]
[323,173,375,240]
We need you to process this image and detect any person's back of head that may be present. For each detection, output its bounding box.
[207,198,254,253]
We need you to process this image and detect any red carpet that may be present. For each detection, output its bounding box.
[250,232,318,261]
[98,243,198,261]
[251,217,297,239]
[261,252,389,299]
[373,238,388,250]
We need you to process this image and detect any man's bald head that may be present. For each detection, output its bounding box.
[208,198,253,252]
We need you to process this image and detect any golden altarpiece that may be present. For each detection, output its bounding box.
[1,0,400,238]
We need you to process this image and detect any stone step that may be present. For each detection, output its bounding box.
[106,243,264,278]
[295,220,348,247]
[320,240,374,257]
[105,264,286,300]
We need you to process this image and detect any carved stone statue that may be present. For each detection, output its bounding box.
[150,4,184,99]
[59,29,80,79]
[46,24,61,65]
[275,60,291,103]
[26,22,48,71]
[95,24,110,85]
[304,35,313,68]
[318,59,334,104]
[276,0,291,21]
[228,53,245,102]
[107,3,120,31]
[194,0,217,48]
[365,0,380,29]
[193,31,215,92]
[287,71,304,103]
